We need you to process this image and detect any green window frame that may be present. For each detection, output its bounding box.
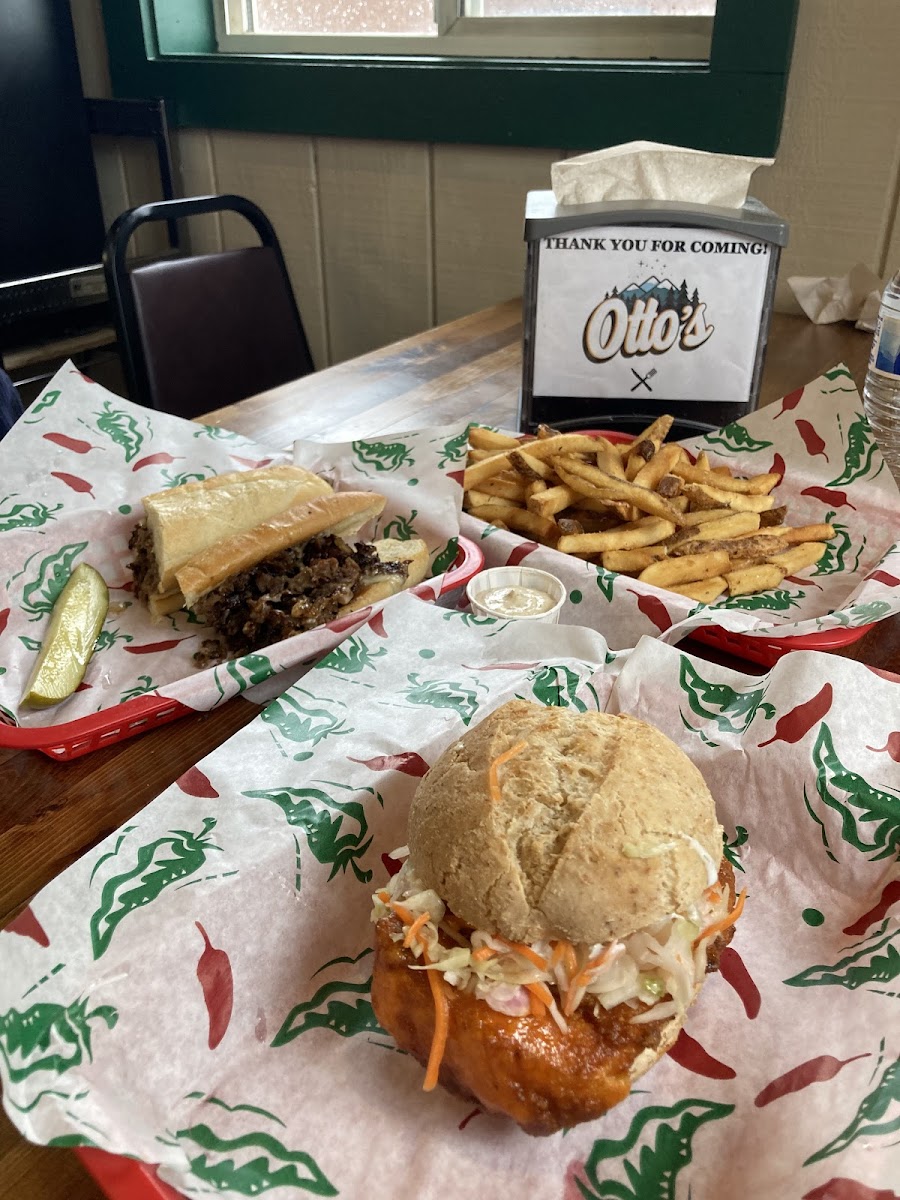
[100,0,797,154]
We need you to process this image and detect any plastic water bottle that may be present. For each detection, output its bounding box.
[863,268,900,482]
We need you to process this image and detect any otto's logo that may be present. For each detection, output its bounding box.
[583,276,714,363]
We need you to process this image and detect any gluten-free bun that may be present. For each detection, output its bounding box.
[407,700,722,945]
[176,491,385,607]
[144,465,332,593]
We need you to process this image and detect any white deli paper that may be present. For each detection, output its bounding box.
[0,364,466,728]
[551,142,772,209]
[464,364,900,650]
[1,593,899,1198]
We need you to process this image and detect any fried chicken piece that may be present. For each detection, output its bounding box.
[372,859,735,1136]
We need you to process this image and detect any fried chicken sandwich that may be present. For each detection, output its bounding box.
[371,700,744,1136]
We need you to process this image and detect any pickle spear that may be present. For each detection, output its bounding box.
[21,564,109,708]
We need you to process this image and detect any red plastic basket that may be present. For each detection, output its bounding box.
[686,620,871,668]
[537,429,874,668]
[0,536,483,762]
[76,1149,182,1200]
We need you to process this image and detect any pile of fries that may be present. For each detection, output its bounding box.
[463,416,838,603]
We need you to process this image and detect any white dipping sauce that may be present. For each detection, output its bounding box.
[477,585,554,618]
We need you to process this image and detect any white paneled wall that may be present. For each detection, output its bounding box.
[70,0,900,370]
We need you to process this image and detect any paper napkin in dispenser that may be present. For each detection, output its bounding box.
[551,140,773,209]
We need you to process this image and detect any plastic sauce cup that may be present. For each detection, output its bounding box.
[466,567,567,624]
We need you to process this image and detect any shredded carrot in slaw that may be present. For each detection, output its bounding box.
[391,908,450,1091]
[488,741,527,803]
[422,947,450,1092]
[403,910,431,949]
[471,946,495,963]
[495,936,548,972]
[560,942,578,979]
[390,901,416,926]
[695,888,747,947]
[526,980,554,1011]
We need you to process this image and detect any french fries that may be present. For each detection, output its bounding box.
[527,484,581,518]
[682,483,776,513]
[672,535,790,562]
[725,564,785,596]
[767,542,827,574]
[552,456,685,525]
[780,523,836,544]
[668,577,728,603]
[639,551,731,588]
[632,443,683,490]
[679,507,744,527]
[468,502,558,542]
[602,547,669,573]
[469,477,529,503]
[509,449,555,480]
[673,462,780,495]
[666,511,760,547]
[557,517,676,556]
[462,418,843,604]
[468,426,521,452]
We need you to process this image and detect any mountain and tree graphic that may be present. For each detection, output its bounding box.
[602,276,701,318]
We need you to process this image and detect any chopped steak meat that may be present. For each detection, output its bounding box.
[192,534,401,666]
[128,521,159,604]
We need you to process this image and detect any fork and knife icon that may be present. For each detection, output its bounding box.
[630,367,657,392]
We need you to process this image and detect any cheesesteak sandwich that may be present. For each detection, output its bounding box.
[371,700,745,1136]
[172,490,429,664]
[129,465,333,618]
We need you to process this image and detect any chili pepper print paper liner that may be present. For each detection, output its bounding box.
[1,592,898,1199]
[0,362,466,728]
[463,363,900,650]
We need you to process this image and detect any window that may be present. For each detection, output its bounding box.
[102,0,797,153]
[215,1,716,60]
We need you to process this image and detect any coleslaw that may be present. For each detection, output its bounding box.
[372,850,741,1033]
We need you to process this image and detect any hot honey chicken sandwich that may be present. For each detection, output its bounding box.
[129,466,428,663]
[371,700,745,1136]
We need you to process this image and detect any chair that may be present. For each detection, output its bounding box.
[103,194,314,418]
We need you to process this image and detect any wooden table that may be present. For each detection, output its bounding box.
[0,303,895,1200]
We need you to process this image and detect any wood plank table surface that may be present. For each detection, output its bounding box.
[0,302,895,1200]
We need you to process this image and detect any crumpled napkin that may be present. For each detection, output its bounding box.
[787,263,883,331]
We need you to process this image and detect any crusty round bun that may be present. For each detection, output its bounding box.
[407,699,722,945]
[176,491,384,607]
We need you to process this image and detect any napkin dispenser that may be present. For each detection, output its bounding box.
[520,192,789,436]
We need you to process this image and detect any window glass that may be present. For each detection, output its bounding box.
[250,1,438,35]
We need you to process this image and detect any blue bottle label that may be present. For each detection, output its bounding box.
[869,293,900,380]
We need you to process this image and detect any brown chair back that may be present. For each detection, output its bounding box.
[103,195,314,419]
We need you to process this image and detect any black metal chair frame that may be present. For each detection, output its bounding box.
[102,193,312,412]
[86,98,180,252]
